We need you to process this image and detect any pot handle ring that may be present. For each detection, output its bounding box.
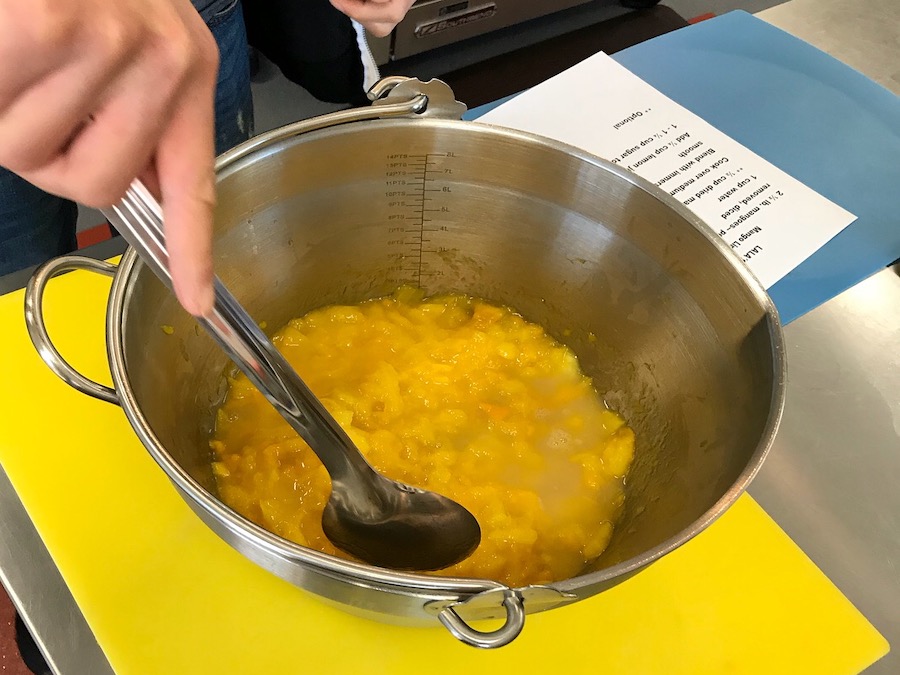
[213,77,467,172]
[24,255,119,405]
[437,590,526,649]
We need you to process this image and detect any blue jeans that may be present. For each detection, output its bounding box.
[0,0,254,277]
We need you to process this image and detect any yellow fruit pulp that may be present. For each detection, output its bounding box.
[210,287,635,587]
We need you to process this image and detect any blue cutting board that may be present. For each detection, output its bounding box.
[466,11,900,324]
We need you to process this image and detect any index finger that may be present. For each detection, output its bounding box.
[155,64,217,317]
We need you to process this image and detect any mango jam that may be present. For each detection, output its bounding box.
[210,287,635,587]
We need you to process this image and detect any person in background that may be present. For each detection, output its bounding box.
[0,0,414,316]
[245,0,413,105]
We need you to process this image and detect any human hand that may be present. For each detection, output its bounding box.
[329,0,416,38]
[0,0,219,316]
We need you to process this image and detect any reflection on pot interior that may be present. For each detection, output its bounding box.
[210,286,635,587]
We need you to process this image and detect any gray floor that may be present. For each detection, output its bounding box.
[77,0,786,231]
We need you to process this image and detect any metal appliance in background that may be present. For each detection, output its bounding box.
[367,0,662,64]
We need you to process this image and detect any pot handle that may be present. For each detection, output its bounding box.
[213,77,467,171]
[24,255,120,405]
[437,590,526,649]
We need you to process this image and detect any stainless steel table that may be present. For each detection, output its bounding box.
[1,0,897,672]
[751,265,900,675]
[750,3,899,670]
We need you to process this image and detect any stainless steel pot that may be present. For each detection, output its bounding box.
[25,78,785,648]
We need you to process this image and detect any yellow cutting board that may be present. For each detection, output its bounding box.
[0,264,889,675]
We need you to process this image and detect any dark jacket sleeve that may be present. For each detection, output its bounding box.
[242,0,369,105]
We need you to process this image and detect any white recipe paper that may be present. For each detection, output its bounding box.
[477,53,857,288]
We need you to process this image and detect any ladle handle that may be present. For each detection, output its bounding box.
[100,181,375,484]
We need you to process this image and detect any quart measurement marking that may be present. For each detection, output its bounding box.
[384,152,453,286]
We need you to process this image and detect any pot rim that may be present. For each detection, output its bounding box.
[105,116,786,597]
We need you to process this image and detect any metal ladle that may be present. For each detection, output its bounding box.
[101,181,481,571]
